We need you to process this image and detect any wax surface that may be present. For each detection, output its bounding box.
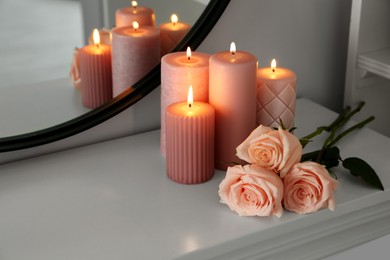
[166,101,215,184]
[78,44,112,108]
[115,6,155,28]
[160,51,210,156]
[257,67,297,129]
[159,22,191,56]
[209,50,257,170]
[112,26,160,97]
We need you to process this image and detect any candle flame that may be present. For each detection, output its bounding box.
[131,1,137,8]
[186,47,191,60]
[230,42,236,55]
[171,14,178,25]
[93,28,100,46]
[133,21,139,31]
[187,85,193,108]
[271,59,277,72]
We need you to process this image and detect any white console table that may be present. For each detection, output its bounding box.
[0,99,389,259]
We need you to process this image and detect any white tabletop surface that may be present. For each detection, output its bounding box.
[0,99,389,259]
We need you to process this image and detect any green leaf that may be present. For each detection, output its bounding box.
[301,146,340,169]
[342,157,384,190]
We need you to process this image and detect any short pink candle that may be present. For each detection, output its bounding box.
[112,23,160,97]
[160,48,210,156]
[166,87,215,184]
[115,1,155,28]
[159,14,191,56]
[257,59,297,129]
[78,29,113,108]
[209,42,257,170]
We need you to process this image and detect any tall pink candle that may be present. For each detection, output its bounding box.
[112,23,160,97]
[160,48,210,156]
[78,29,113,108]
[159,14,191,56]
[166,87,215,184]
[115,1,155,28]
[257,59,297,129]
[209,43,257,170]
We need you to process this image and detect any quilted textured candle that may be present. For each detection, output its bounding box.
[166,91,215,184]
[257,59,297,129]
[115,1,155,28]
[111,24,160,97]
[159,14,191,56]
[160,48,210,156]
[209,42,257,170]
[78,29,112,108]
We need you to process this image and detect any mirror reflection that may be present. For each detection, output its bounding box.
[0,0,208,138]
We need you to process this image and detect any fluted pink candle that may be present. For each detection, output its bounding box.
[115,1,155,28]
[112,22,160,97]
[159,14,191,56]
[209,42,257,170]
[161,48,210,156]
[257,59,297,129]
[166,86,215,184]
[78,29,113,108]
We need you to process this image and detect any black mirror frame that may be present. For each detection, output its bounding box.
[0,0,230,152]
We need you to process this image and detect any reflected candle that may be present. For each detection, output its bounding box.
[257,59,297,129]
[209,42,257,170]
[161,47,210,156]
[115,1,155,28]
[111,22,160,97]
[159,14,191,56]
[78,29,113,108]
[166,86,215,184]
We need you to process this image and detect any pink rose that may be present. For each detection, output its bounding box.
[236,125,302,178]
[69,47,81,89]
[218,164,284,217]
[283,162,338,214]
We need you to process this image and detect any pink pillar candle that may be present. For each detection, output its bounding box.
[78,29,113,109]
[112,24,160,97]
[159,14,191,56]
[257,59,297,129]
[209,43,257,170]
[160,49,210,156]
[166,99,215,184]
[115,3,155,28]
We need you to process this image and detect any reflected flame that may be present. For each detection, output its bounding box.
[93,28,100,46]
[187,85,193,108]
[131,1,138,8]
[186,47,191,60]
[133,21,139,31]
[271,59,277,72]
[171,14,178,25]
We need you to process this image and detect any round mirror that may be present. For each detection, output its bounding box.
[0,0,230,152]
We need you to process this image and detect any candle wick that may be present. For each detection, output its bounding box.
[272,69,275,73]
[189,104,192,108]
[187,56,190,61]
[96,44,99,49]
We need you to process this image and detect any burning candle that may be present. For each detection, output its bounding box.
[78,29,113,108]
[159,14,191,56]
[115,1,155,28]
[166,86,215,184]
[209,42,257,170]
[111,22,160,97]
[161,47,210,156]
[257,59,297,129]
